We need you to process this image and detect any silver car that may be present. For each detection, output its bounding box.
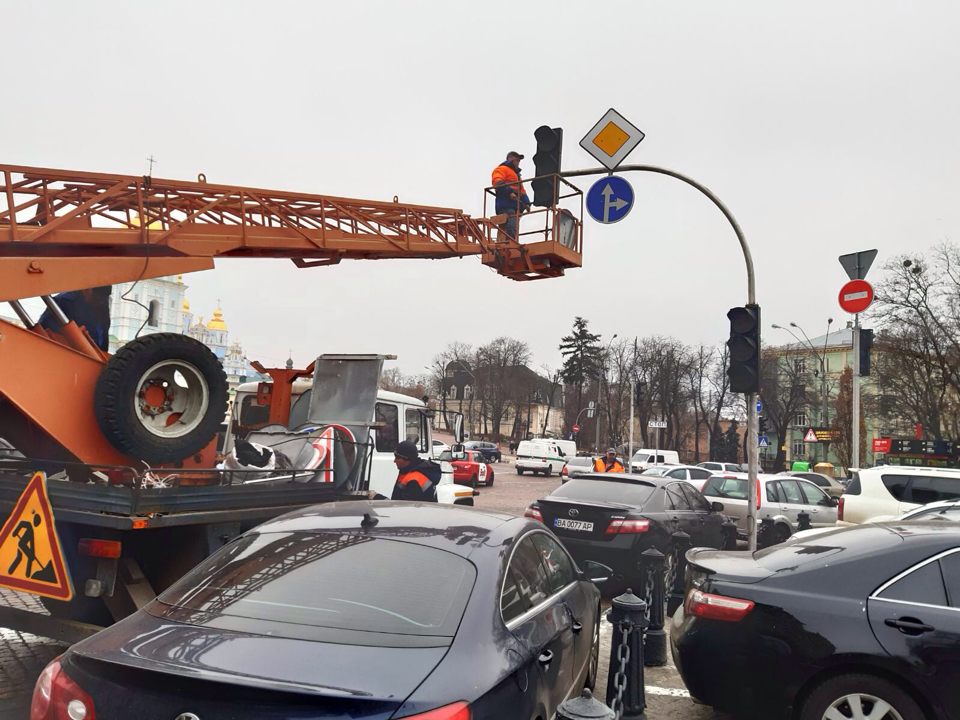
[701,474,838,542]
[561,456,595,483]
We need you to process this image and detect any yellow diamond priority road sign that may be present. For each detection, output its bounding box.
[580,109,645,170]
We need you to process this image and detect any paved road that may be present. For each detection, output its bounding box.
[0,461,729,720]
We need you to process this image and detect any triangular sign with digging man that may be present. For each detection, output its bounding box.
[0,472,73,600]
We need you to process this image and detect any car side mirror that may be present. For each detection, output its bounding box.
[451,443,466,460]
[453,414,465,443]
[711,501,725,513]
[581,560,612,585]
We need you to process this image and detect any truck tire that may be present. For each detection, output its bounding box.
[95,334,228,463]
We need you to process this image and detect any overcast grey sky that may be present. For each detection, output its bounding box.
[6,1,959,376]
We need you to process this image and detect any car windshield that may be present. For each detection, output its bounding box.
[549,479,656,506]
[158,533,476,637]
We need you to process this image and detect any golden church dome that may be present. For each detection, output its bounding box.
[206,306,227,331]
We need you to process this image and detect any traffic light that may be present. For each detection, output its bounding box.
[726,304,761,393]
[859,328,874,376]
[634,381,646,406]
[759,416,768,435]
[532,125,563,207]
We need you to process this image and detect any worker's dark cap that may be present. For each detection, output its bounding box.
[394,440,420,461]
[606,448,617,454]
[506,151,524,160]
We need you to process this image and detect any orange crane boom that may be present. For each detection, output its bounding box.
[0,164,583,301]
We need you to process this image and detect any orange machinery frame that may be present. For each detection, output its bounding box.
[0,164,582,467]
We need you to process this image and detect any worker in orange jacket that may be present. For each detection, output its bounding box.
[491,151,530,240]
[391,440,440,501]
[594,448,625,473]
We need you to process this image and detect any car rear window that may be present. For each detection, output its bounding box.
[551,479,655,506]
[158,533,475,637]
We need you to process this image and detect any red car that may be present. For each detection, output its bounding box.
[451,450,495,488]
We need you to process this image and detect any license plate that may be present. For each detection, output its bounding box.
[554,518,594,532]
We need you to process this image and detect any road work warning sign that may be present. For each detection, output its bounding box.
[0,472,73,600]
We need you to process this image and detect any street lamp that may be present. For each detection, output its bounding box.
[771,318,833,462]
[595,333,618,451]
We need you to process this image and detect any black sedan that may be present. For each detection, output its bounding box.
[672,522,960,720]
[31,502,604,720]
[525,474,734,594]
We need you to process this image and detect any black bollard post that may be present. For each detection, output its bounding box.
[758,517,775,548]
[640,547,667,667]
[557,689,615,720]
[604,588,648,720]
[667,529,691,617]
[797,511,812,531]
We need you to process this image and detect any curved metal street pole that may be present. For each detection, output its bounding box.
[562,164,759,549]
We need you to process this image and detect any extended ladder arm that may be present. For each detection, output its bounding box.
[0,164,583,301]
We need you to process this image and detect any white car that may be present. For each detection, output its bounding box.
[838,466,960,525]
[701,473,838,541]
[698,461,744,474]
[642,464,715,490]
[791,499,960,543]
[431,440,451,458]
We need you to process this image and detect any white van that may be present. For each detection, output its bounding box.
[515,440,567,476]
[229,379,475,505]
[629,448,681,473]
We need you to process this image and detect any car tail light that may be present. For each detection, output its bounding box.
[756,478,761,510]
[524,506,543,522]
[78,539,121,559]
[838,496,844,521]
[561,464,568,477]
[684,589,754,622]
[397,701,470,719]
[31,658,96,720]
[605,517,650,535]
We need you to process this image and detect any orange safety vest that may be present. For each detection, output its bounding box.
[594,457,625,473]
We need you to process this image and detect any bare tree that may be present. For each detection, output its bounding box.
[832,366,867,468]
[758,350,812,471]
[476,337,532,441]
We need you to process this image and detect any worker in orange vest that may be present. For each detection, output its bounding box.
[594,448,625,473]
[491,151,530,240]
[391,441,440,501]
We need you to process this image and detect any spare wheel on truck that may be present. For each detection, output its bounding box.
[94,334,228,463]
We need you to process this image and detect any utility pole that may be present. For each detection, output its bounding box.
[595,333,618,451]
[628,380,635,463]
[853,315,861,469]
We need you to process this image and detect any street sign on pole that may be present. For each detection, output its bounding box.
[586,410,595,419]
[756,400,763,414]
[803,428,819,443]
[572,424,581,433]
[758,435,769,448]
[580,108,645,171]
[838,279,874,314]
[648,420,667,429]
[586,176,634,224]
[839,249,878,281]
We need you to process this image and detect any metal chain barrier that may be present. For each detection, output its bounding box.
[609,620,632,719]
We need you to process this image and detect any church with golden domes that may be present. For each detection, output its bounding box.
[108,275,257,395]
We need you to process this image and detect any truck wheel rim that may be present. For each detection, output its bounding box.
[134,360,210,439]
[822,693,903,720]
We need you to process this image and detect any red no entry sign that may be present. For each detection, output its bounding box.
[838,279,874,314]
[572,424,581,433]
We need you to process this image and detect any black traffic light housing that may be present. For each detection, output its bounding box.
[759,415,768,435]
[634,381,646,406]
[859,328,874,376]
[726,304,761,393]
[532,126,563,207]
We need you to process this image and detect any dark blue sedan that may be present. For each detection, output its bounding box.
[32,502,604,720]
